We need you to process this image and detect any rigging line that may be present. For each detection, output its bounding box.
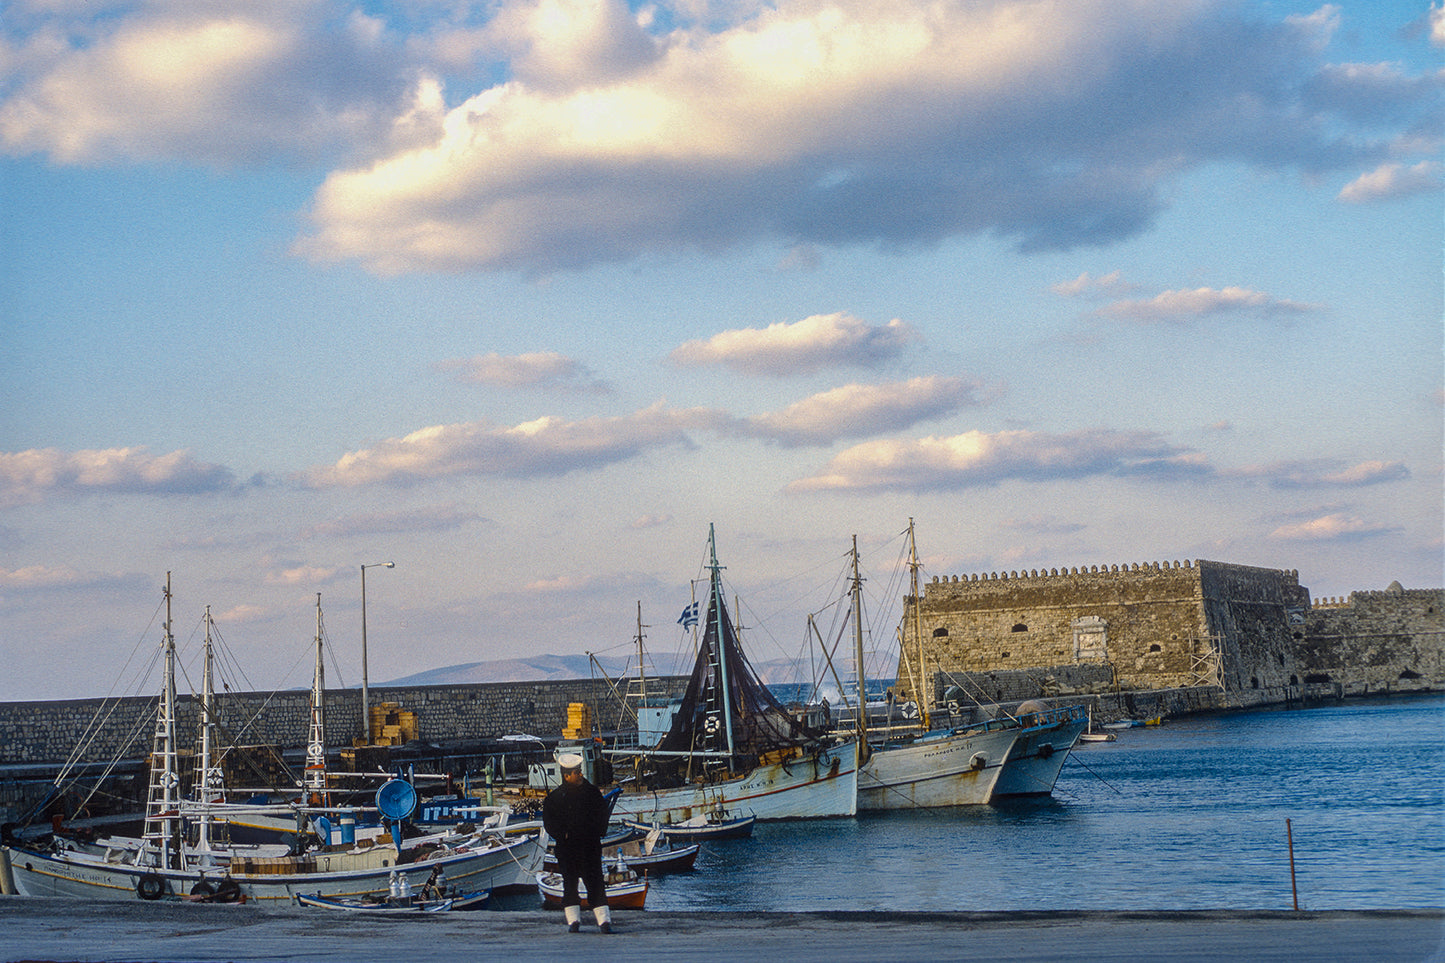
[1063,751,1123,795]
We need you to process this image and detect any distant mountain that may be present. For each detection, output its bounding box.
[379,651,894,688]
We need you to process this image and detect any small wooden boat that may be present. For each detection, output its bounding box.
[545,833,698,875]
[536,863,648,910]
[295,889,491,913]
[621,813,755,840]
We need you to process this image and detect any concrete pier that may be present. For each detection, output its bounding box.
[0,898,1441,963]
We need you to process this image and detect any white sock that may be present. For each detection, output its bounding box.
[593,904,612,926]
[564,905,582,926]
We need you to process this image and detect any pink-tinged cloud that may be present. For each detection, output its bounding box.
[0,446,237,508]
[301,403,724,487]
[1338,161,1444,203]
[436,351,608,391]
[1269,513,1396,541]
[1234,458,1409,489]
[787,428,1205,493]
[1050,270,1136,299]
[737,376,983,447]
[1096,287,1319,323]
[669,313,918,375]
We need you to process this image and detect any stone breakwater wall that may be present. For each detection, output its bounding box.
[0,678,688,767]
[1298,588,1445,696]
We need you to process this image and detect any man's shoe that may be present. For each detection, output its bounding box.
[568,921,580,933]
[599,922,613,934]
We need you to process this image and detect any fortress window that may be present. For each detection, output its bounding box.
[1289,675,1299,685]
[1000,651,1010,659]
[1011,623,1028,633]
[1250,676,1259,689]
[932,627,949,638]
[1148,644,1161,653]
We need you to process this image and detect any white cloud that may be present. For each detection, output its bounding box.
[669,313,918,375]
[1234,458,1410,489]
[0,1,414,164]
[0,446,237,507]
[1050,270,1136,299]
[302,505,484,539]
[737,376,982,447]
[787,428,1203,493]
[293,0,1436,273]
[301,403,724,487]
[1097,287,1319,323]
[436,351,608,391]
[1269,513,1396,541]
[1338,161,1445,203]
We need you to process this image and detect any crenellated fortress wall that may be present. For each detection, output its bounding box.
[896,559,1440,706]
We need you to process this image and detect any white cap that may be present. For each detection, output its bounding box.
[558,753,584,771]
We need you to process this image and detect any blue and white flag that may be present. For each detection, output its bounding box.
[677,601,700,629]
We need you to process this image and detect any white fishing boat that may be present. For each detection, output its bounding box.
[0,578,545,903]
[986,701,1088,798]
[602,526,858,823]
[835,533,1018,810]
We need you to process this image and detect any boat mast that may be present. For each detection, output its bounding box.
[908,518,932,730]
[707,524,737,763]
[304,593,327,805]
[851,536,871,764]
[142,573,182,870]
[194,606,224,855]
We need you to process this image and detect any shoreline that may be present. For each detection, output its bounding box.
[1,899,1442,963]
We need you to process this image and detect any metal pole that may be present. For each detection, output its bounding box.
[1287,818,1299,911]
[360,561,395,745]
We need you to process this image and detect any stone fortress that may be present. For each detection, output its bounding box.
[894,558,1444,711]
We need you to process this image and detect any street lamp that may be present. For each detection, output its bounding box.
[360,561,395,744]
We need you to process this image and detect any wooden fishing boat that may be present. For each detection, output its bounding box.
[536,863,648,910]
[620,813,755,840]
[295,889,491,912]
[545,829,698,875]
[603,526,858,824]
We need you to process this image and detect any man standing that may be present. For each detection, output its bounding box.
[542,753,613,933]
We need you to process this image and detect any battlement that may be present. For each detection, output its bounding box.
[931,558,1195,585]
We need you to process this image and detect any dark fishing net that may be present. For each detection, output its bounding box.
[654,590,820,760]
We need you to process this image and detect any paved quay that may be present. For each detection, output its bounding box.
[1,898,1442,963]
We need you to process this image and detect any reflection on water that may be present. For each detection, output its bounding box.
[615,695,1444,911]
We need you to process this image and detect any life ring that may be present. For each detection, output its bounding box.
[136,873,166,900]
[189,880,215,898]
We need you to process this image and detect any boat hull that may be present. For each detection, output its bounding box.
[608,743,857,822]
[857,727,1016,810]
[989,709,1088,799]
[536,872,648,910]
[2,832,543,903]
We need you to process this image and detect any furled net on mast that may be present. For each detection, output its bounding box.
[654,591,819,759]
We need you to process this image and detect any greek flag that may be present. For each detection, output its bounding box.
[677,601,700,629]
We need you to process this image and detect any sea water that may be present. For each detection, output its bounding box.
[631,694,1445,912]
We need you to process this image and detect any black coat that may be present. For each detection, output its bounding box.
[542,779,610,858]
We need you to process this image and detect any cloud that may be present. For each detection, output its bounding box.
[787,428,1205,493]
[669,313,918,375]
[293,0,1439,273]
[0,2,418,165]
[1051,271,1137,299]
[1001,515,1087,536]
[301,402,724,487]
[1338,161,1445,203]
[1269,512,1398,541]
[1096,287,1320,323]
[436,351,609,391]
[302,505,484,539]
[735,376,983,447]
[629,514,673,530]
[0,446,238,508]
[262,564,346,586]
[1234,458,1410,489]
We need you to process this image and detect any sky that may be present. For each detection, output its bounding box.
[1,0,1441,704]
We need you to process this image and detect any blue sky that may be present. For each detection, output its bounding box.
[2,0,1441,703]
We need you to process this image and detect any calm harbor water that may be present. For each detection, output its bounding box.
[568,695,1444,912]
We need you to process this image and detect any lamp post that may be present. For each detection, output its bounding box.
[360,561,395,744]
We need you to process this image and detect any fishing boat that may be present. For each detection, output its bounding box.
[620,813,755,840]
[545,826,698,875]
[536,857,648,910]
[296,884,491,913]
[987,701,1088,798]
[601,526,858,824]
[0,579,546,903]
[832,533,1019,810]
[1077,705,1117,743]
